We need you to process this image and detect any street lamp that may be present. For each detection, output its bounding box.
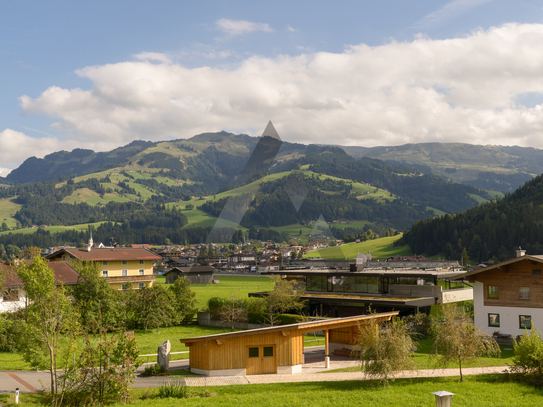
[432,390,455,407]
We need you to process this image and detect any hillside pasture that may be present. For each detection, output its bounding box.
[304,234,411,260]
[0,198,22,228]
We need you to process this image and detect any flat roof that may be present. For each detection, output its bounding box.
[266,269,465,279]
[180,311,399,344]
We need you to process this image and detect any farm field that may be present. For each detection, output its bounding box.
[304,234,411,260]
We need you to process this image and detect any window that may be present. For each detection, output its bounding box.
[139,260,145,265]
[102,270,108,277]
[62,255,66,261]
[102,261,108,266]
[248,347,259,358]
[488,286,499,299]
[519,287,530,300]
[139,269,145,276]
[263,346,274,357]
[488,314,500,327]
[122,260,127,265]
[121,283,130,291]
[520,315,532,329]
[3,289,18,302]
[122,269,128,277]
[138,283,145,290]
[534,269,542,276]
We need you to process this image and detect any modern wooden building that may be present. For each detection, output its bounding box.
[180,312,398,376]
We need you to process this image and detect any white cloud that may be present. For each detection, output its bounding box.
[134,52,172,64]
[413,0,493,30]
[18,23,543,152]
[215,18,273,36]
[0,129,68,171]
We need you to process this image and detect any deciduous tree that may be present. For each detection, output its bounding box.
[431,304,500,381]
[356,316,417,386]
[16,257,79,407]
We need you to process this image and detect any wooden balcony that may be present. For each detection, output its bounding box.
[106,275,156,284]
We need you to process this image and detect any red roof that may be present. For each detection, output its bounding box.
[1,261,80,287]
[47,247,162,262]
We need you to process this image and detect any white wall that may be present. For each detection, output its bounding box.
[473,281,543,337]
[0,291,26,313]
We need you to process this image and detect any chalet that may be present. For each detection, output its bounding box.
[0,262,79,313]
[453,248,543,339]
[46,246,161,290]
[162,266,215,284]
[180,312,398,376]
[254,269,472,317]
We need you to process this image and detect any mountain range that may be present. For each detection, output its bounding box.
[0,130,541,252]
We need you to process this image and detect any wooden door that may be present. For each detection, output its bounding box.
[246,345,276,375]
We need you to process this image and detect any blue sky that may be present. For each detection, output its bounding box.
[1,0,543,175]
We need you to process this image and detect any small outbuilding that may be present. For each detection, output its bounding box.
[163,266,215,284]
[180,311,398,376]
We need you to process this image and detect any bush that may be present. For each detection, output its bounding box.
[157,381,188,398]
[511,327,543,385]
[140,364,168,377]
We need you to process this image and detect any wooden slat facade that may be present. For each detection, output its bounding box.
[466,259,543,309]
[182,312,398,375]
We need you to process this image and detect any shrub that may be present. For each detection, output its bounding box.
[157,381,188,398]
[140,364,168,377]
[511,326,543,385]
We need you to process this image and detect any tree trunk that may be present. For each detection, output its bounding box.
[459,358,463,382]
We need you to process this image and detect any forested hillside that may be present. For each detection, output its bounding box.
[0,132,496,247]
[402,174,543,263]
[343,142,542,193]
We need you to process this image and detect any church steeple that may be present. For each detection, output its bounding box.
[87,225,93,252]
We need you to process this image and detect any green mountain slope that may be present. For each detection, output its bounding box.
[342,143,541,193]
[0,132,496,248]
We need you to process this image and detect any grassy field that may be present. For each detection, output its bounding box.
[304,234,411,260]
[0,198,22,228]
[4,375,543,407]
[173,275,275,311]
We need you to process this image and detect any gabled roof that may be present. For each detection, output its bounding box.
[46,247,162,262]
[163,266,215,275]
[1,261,80,288]
[180,311,399,345]
[452,254,543,281]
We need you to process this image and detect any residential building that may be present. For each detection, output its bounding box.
[0,262,79,313]
[454,248,543,339]
[46,247,161,290]
[162,266,215,284]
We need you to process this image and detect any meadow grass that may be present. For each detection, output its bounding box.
[304,234,411,260]
[0,198,22,228]
[4,375,542,407]
[189,275,275,310]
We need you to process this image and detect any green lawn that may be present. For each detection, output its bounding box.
[305,234,411,260]
[327,338,514,373]
[189,275,274,310]
[4,375,543,407]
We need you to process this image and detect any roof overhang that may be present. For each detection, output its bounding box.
[180,311,399,346]
[452,255,543,281]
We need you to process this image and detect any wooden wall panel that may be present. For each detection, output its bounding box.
[189,331,304,371]
[475,260,543,308]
